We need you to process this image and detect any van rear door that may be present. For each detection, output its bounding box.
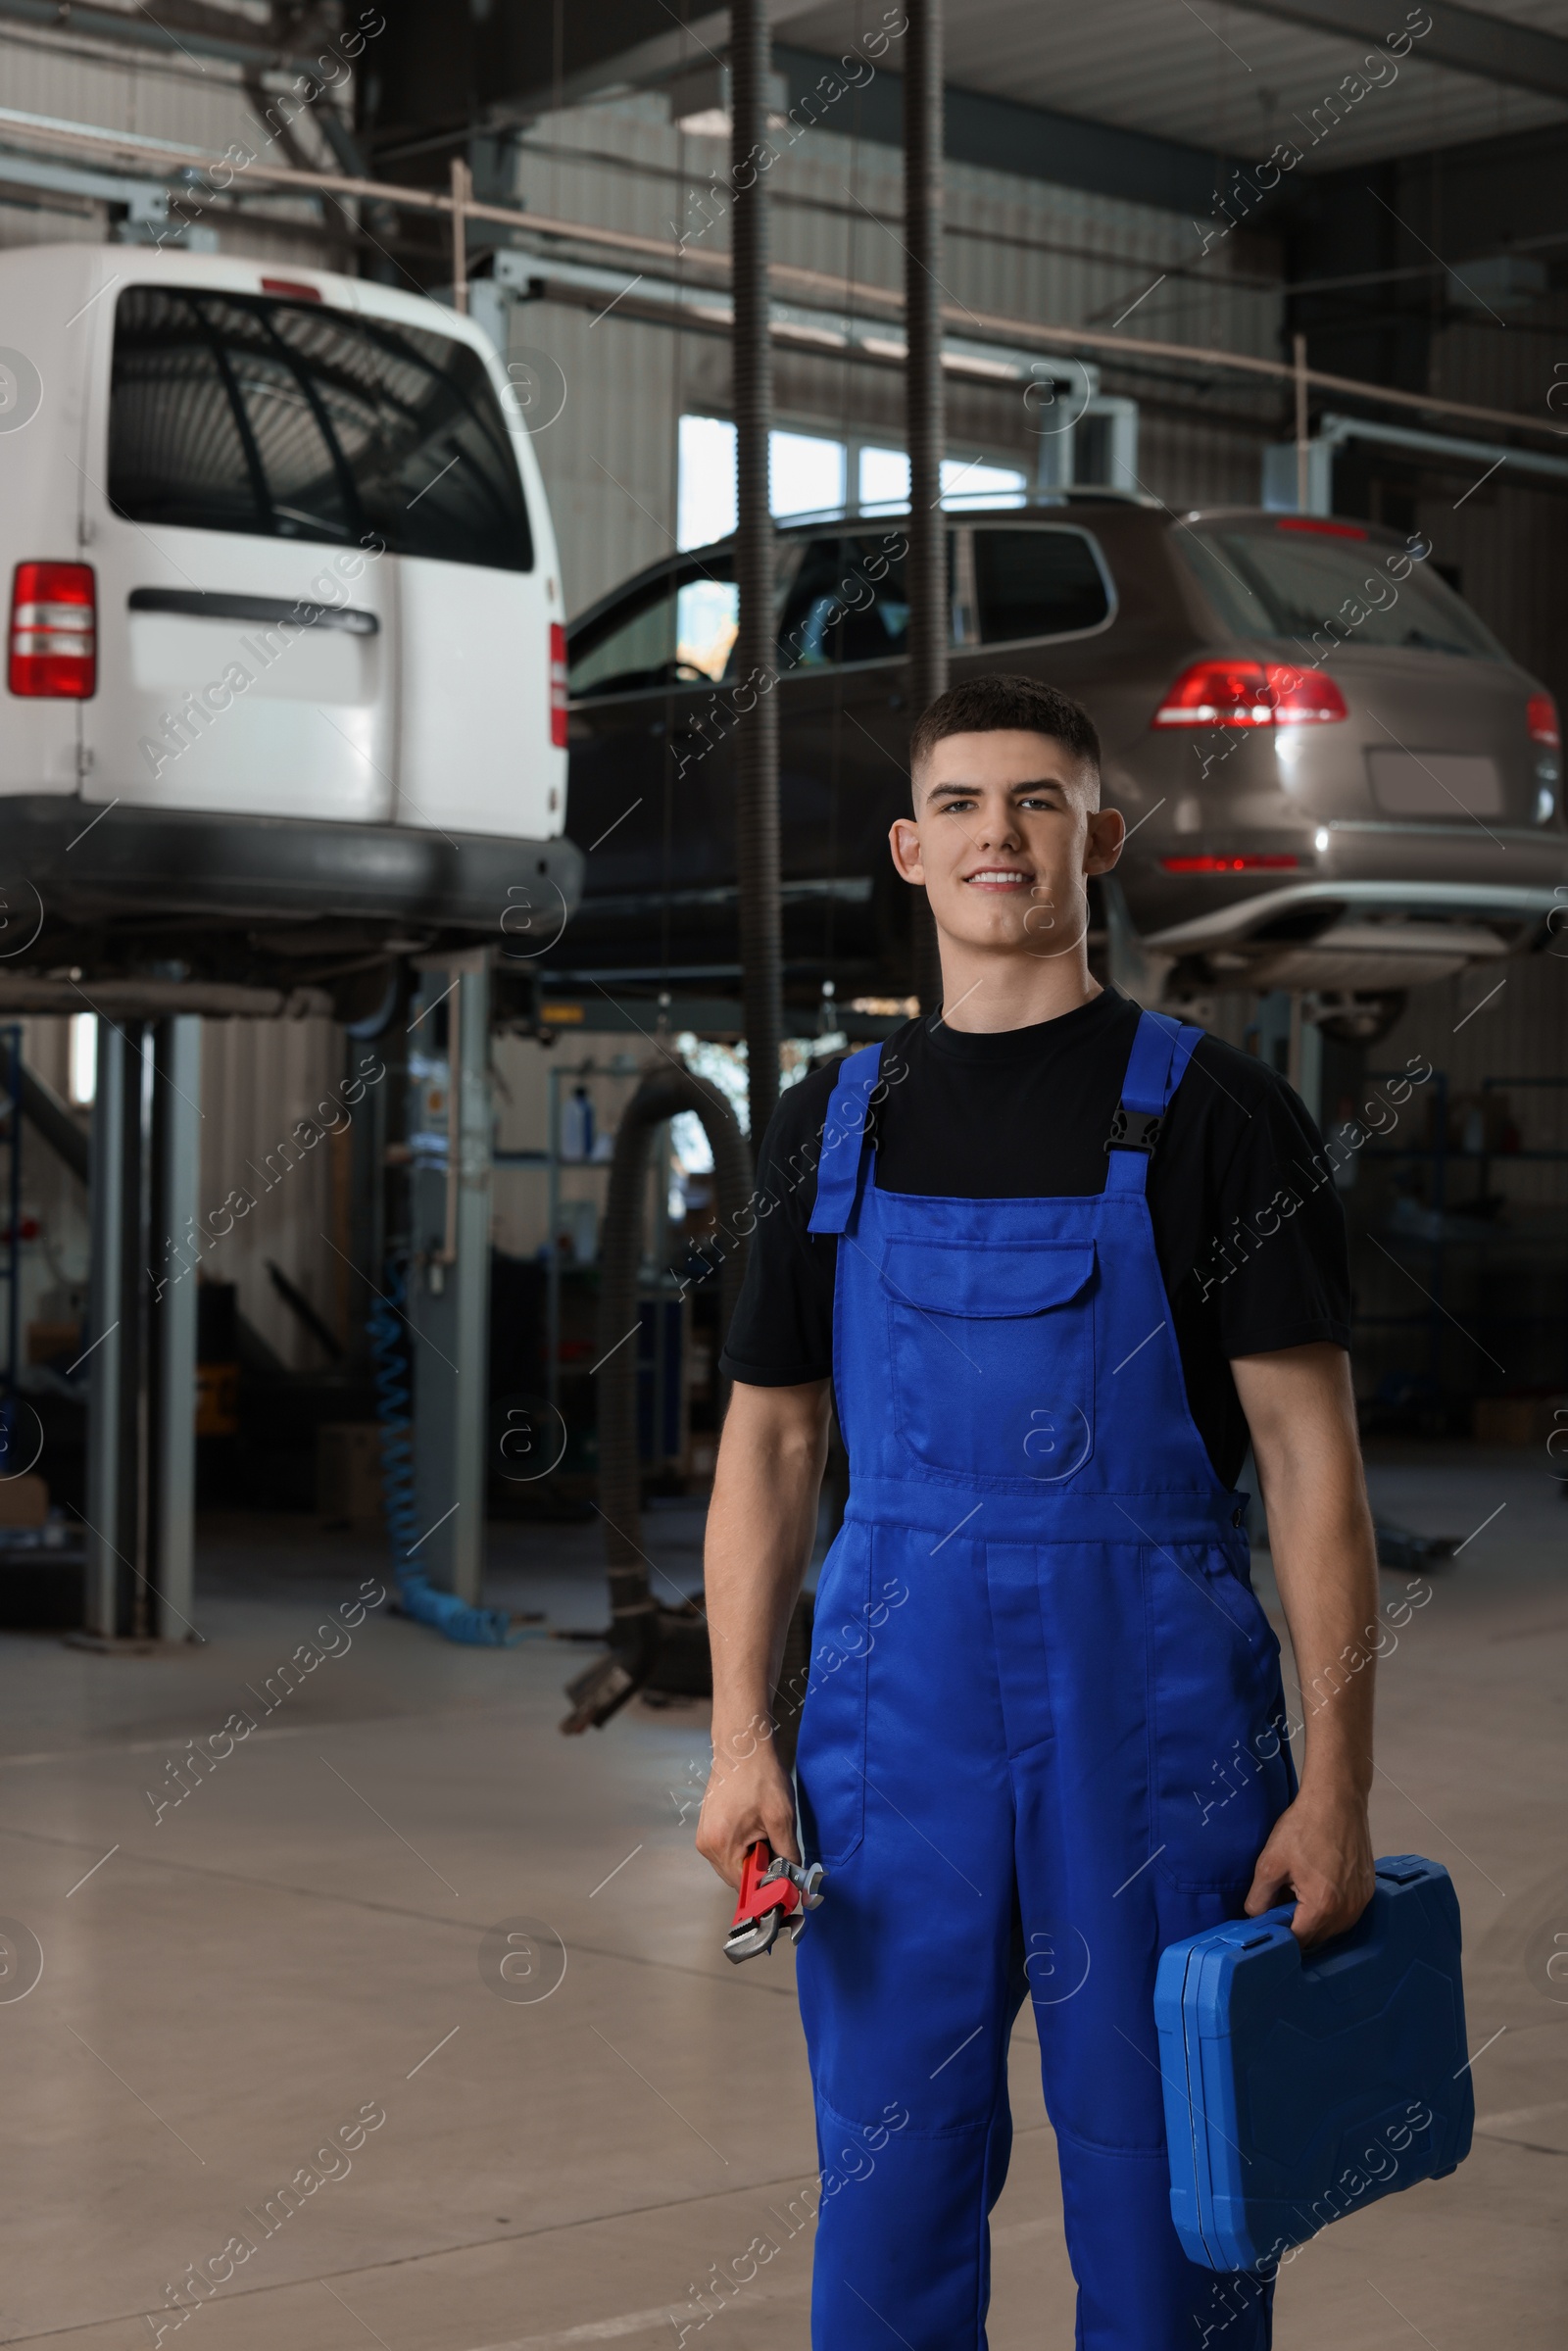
[81,282,395,822]
[79,278,551,837]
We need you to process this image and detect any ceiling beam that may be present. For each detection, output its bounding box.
[1228,0,1568,105]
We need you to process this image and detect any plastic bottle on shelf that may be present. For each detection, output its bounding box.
[561,1084,595,1163]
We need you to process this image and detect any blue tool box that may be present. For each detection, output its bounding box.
[1153,1856,1474,2272]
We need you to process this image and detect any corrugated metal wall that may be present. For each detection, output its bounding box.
[0,17,356,265]
[1413,301,1568,709]
[11,1014,345,1373]
[195,1014,347,1370]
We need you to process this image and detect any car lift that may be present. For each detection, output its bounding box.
[74,949,496,1645]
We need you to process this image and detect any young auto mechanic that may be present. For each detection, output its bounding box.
[696,673,1380,2350]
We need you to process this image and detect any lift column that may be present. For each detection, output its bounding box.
[406,951,492,1606]
[83,1013,201,1643]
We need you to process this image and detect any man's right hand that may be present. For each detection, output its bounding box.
[695,1730,801,1889]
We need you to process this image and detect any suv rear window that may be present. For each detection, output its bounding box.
[108,287,532,571]
[974,526,1111,641]
[1178,523,1500,660]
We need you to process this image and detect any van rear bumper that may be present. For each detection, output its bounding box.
[0,796,584,931]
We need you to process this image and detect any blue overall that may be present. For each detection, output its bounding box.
[794,1009,1297,2350]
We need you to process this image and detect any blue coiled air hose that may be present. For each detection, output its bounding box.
[367,1260,531,1647]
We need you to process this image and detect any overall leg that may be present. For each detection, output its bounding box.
[1006,1539,1292,2351]
[796,1521,1018,2351]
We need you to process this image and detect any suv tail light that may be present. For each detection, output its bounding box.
[1527,691,1560,749]
[1152,660,1348,728]
[1161,853,1299,873]
[549,621,567,748]
[9,562,96,698]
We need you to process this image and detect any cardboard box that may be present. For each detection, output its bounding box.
[196,1362,239,1438]
[0,1474,49,1528]
[27,1321,80,1368]
[1472,1395,1568,1447]
[318,1422,386,1531]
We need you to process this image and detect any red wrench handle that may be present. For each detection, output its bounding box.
[731,1838,801,1929]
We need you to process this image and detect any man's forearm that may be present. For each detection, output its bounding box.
[705,1380,832,1748]
[1268,1475,1378,1798]
[1233,1344,1379,1795]
[1232,1344,1379,1940]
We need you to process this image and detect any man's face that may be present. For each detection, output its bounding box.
[889,728,1125,960]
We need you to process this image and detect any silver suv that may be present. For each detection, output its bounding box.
[563,497,1565,1035]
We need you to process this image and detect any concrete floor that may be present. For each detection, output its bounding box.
[1,1445,1563,2350]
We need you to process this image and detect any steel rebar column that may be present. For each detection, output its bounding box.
[905,0,947,1011]
[731,0,783,1151]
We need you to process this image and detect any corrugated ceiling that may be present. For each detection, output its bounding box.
[783,0,1568,171]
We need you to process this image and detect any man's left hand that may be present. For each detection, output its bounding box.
[1244,1784,1376,1946]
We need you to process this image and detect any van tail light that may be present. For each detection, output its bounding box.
[549,621,568,748]
[1527,691,1560,749]
[1152,660,1348,728]
[9,562,96,698]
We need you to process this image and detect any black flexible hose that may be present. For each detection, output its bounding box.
[561,1063,753,1732]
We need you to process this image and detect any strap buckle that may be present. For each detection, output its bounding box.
[1104,1104,1163,1155]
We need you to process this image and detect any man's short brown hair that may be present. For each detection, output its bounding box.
[908,673,1102,780]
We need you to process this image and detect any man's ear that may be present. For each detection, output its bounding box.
[889,815,925,885]
[1083,807,1125,875]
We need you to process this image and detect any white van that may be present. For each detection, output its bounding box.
[0,245,578,970]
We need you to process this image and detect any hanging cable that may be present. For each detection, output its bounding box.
[368,1258,540,1647]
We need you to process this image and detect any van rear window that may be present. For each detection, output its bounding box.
[108,287,532,571]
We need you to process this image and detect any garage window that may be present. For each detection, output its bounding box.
[108,287,533,571]
[974,527,1112,642]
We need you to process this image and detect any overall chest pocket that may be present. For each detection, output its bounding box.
[881,1238,1096,1486]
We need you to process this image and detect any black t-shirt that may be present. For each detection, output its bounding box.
[719,990,1350,1489]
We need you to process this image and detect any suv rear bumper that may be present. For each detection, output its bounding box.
[0,796,584,932]
[1140,820,1568,952]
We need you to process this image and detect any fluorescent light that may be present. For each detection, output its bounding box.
[69,1011,97,1106]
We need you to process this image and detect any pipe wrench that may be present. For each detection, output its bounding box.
[724,1838,826,1963]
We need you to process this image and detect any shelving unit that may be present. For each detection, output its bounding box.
[493,1056,692,1480]
[1355,1069,1568,1403]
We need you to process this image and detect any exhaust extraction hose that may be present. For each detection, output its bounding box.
[564,1062,753,1730]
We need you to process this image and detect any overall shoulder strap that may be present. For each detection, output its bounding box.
[807,1041,884,1235]
[1103,1008,1203,1195]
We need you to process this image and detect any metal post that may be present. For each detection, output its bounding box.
[83,1019,127,1639]
[545,1060,563,1415]
[905,0,947,1011]
[152,1016,201,1641]
[408,950,491,1606]
[1294,332,1309,513]
[450,153,471,315]
[731,0,783,1151]
[3,1026,19,1397]
[451,953,491,1603]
